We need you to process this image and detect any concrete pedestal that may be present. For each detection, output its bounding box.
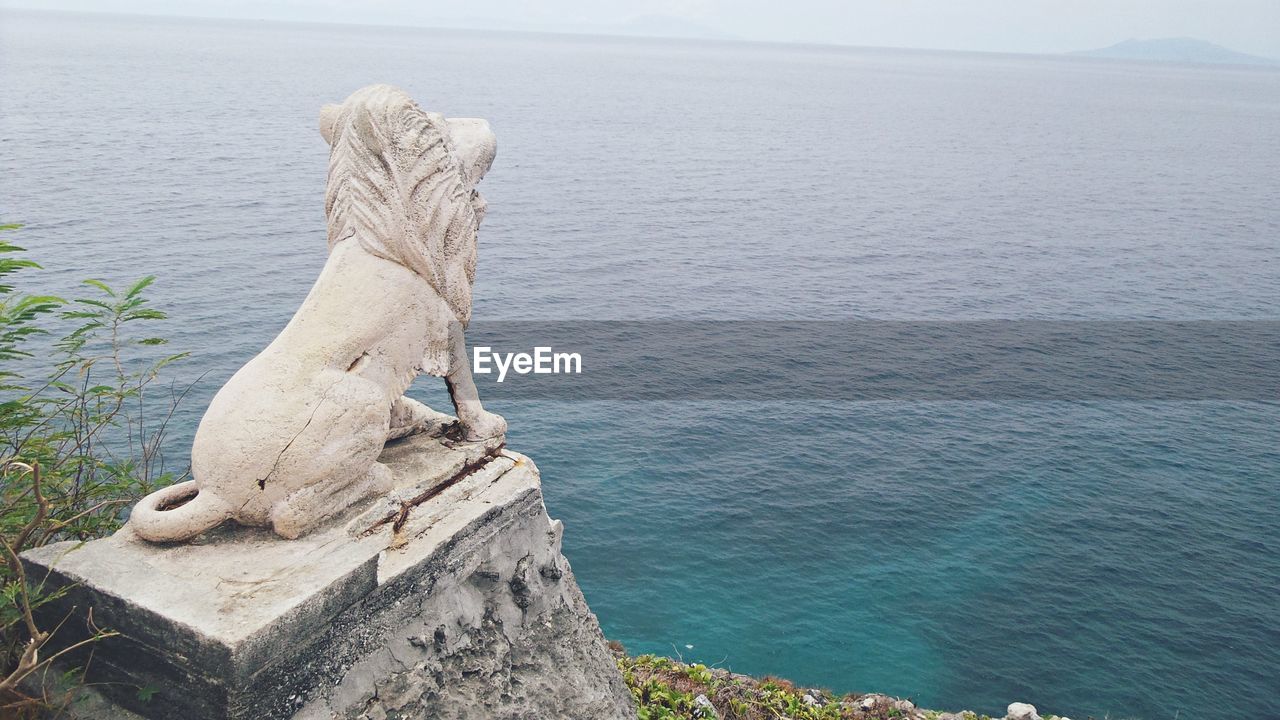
[21,425,633,719]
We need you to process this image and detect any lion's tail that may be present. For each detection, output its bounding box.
[130,481,232,543]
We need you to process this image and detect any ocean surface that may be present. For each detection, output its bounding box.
[2,10,1278,719]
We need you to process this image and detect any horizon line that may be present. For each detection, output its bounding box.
[3,4,1277,66]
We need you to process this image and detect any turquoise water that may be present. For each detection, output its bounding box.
[500,400,1278,719]
[1,10,1278,718]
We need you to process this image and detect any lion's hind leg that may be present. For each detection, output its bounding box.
[388,396,438,440]
[269,462,394,539]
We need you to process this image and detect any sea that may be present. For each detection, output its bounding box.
[1,10,1278,719]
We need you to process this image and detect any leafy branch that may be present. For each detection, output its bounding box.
[0,223,190,716]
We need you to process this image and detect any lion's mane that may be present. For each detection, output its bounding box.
[323,84,479,325]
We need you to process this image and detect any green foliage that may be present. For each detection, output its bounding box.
[0,223,190,715]
[619,652,913,720]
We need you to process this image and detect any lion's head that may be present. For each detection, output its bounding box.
[319,84,496,325]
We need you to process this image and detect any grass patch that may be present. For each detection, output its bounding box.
[617,648,971,720]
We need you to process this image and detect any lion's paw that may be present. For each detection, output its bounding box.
[462,411,507,442]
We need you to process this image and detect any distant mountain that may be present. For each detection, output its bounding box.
[1072,38,1278,66]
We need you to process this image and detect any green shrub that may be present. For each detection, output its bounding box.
[620,652,870,719]
[0,223,189,716]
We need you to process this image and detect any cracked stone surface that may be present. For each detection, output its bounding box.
[21,433,633,720]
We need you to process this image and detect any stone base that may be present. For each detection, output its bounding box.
[20,425,633,720]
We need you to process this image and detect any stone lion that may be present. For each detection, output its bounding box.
[130,85,506,542]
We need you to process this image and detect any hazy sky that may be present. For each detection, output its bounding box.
[5,0,1279,57]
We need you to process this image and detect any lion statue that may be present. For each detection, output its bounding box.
[129,84,506,543]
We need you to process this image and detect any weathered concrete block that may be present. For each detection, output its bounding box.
[21,429,633,719]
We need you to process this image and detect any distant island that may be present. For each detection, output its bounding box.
[1072,37,1278,66]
